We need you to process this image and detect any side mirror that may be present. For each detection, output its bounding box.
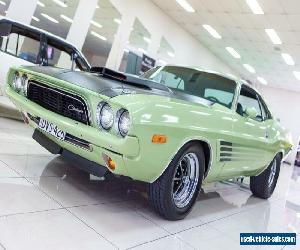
[245,107,258,119]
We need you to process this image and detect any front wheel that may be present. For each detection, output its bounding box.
[250,154,282,199]
[147,143,205,220]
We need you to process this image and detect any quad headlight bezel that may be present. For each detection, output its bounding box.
[117,109,131,137]
[96,102,114,130]
[96,102,131,137]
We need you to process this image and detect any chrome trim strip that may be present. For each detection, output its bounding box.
[65,135,93,152]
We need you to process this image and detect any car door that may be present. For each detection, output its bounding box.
[218,84,269,178]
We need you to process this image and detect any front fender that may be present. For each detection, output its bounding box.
[113,95,224,183]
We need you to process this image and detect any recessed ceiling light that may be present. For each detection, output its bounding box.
[91,31,107,41]
[37,1,45,7]
[246,0,264,14]
[203,24,222,39]
[41,13,59,24]
[60,14,73,23]
[143,37,151,43]
[226,47,241,59]
[52,0,67,7]
[114,18,121,24]
[167,51,175,58]
[243,64,256,73]
[257,76,267,85]
[176,0,195,13]
[90,20,102,28]
[293,71,300,80]
[265,29,282,45]
[96,5,99,9]
[0,1,6,6]
[281,53,295,66]
[32,16,40,22]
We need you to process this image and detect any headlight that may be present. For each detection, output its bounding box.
[96,102,114,130]
[13,72,22,92]
[12,72,28,96]
[21,74,28,96]
[118,109,131,137]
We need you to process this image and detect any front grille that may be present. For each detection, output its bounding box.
[27,81,90,125]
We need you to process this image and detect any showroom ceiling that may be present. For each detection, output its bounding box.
[151,0,300,92]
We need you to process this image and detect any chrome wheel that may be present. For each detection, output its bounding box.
[268,159,277,187]
[172,152,199,208]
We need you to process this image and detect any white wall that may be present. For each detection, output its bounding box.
[258,85,300,163]
[108,0,237,75]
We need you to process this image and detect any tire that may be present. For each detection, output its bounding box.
[250,154,282,199]
[147,143,205,220]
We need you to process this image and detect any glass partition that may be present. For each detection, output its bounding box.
[157,37,175,66]
[119,18,152,74]
[81,0,121,67]
[30,0,80,39]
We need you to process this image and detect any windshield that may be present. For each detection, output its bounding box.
[142,66,237,108]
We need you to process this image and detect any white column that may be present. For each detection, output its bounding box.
[65,0,98,49]
[6,0,38,24]
[105,15,135,70]
[58,0,97,68]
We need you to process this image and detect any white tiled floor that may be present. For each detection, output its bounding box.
[0,117,299,250]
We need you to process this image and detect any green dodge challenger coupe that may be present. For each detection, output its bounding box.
[6,65,292,220]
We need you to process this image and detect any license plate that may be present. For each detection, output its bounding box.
[38,118,66,140]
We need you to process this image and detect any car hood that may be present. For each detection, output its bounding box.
[22,66,212,107]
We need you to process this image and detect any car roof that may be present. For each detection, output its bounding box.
[0,17,90,68]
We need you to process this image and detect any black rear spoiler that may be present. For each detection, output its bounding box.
[90,67,171,92]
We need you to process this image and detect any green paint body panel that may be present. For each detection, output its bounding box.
[6,66,293,183]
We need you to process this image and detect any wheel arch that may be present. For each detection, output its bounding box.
[185,139,212,179]
[277,150,284,160]
[254,150,284,177]
[153,138,213,182]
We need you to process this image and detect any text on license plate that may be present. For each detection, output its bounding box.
[38,118,66,140]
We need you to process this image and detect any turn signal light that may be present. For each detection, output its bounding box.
[152,135,167,144]
[102,153,116,171]
[108,158,116,170]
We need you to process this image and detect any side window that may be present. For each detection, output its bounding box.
[5,33,18,55]
[47,46,71,68]
[258,96,272,120]
[236,86,263,121]
[0,32,40,64]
